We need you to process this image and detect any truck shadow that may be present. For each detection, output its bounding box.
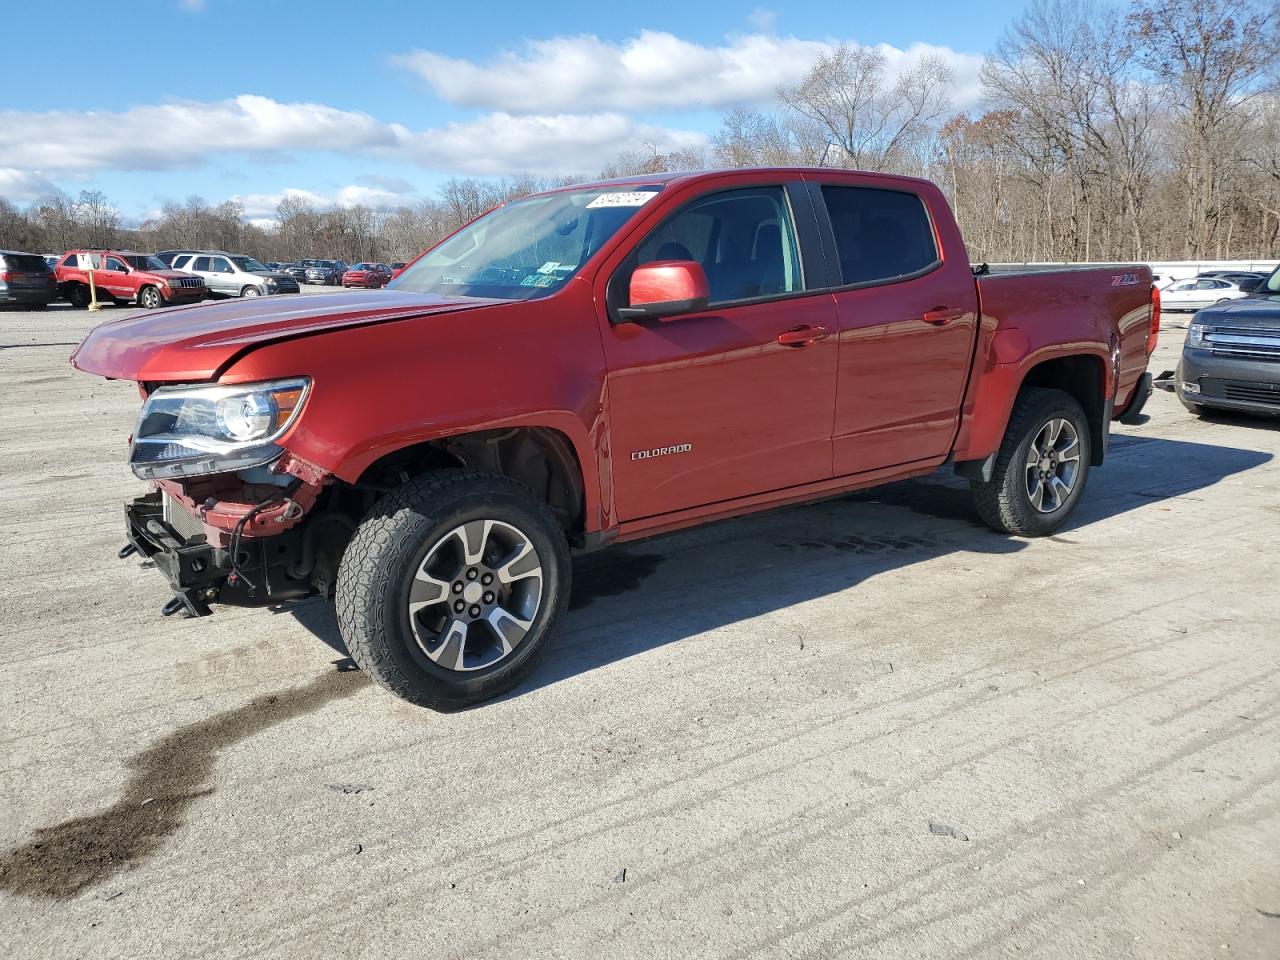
[287,435,1270,700]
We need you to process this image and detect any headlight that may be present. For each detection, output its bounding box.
[1188,322,1210,348]
[129,378,310,480]
[264,277,278,287]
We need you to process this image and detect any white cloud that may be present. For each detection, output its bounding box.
[392,31,985,114]
[233,184,407,219]
[0,95,707,185]
[0,167,62,203]
[178,0,206,11]
[400,112,708,176]
[0,95,401,173]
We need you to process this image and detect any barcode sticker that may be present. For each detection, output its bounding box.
[586,192,657,209]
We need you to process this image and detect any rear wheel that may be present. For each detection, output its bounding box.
[139,285,163,309]
[67,284,90,309]
[336,470,570,710]
[971,388,1092,536]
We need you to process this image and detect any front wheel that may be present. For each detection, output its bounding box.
[139,285,163,309]
[241,285,261,298]
[971,388,1092,536]
[336,470,570,710]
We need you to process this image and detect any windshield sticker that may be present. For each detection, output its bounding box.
[537,261,561,274]
[586,192,657,209]
[520,274,558,287]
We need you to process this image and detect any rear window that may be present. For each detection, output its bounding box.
[3,253,50,272]
[821,186,939,286]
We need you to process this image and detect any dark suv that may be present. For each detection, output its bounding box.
[1176,266,1280,417]
[304,260,347,285]
[0,250,58,307]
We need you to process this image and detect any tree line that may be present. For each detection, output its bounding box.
[1,0,1275,266]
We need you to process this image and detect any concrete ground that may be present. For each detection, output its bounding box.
[0,294,1277,959]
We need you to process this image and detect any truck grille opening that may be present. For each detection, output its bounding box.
[1222,381,1280,406]
[1209,329,1280,362]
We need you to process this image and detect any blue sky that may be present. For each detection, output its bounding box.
[0,0,1023,225]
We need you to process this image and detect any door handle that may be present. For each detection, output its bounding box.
[922,307,964,326]
[777,325,830,347]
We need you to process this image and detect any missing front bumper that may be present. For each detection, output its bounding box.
[124,492,222,616]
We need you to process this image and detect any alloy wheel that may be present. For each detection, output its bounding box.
[1025,417,1082,513]
[407,519,544,672]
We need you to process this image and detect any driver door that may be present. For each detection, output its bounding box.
[599,183,838,522]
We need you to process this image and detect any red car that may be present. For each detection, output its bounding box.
[72,168,1156,710]
[57,250,206,309]
[341,262,392,288]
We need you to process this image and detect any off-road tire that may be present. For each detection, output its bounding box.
[336,470,571,710]
[971,387,1092,536]
[139,285,163,309]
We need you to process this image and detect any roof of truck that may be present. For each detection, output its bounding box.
[558,166,932,190]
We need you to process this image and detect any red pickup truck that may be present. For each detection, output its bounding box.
[57,250,207,309]
[71,169,1156,709]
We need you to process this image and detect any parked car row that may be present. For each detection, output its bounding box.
[1157,270,1270,311]
[1,247,319,309]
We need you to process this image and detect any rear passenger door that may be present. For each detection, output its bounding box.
[812,178,980,476]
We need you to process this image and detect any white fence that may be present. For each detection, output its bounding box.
[991,260,1277,285]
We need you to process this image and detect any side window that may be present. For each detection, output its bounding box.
[62,254,79,269]
[192,257,212,272]
[105,256,128,272]
[634,186,802,305]
[821,186,939,285]
[212,257,232,273]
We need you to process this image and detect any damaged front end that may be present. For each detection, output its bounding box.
[121,460,356,618]
[117,376,356,617]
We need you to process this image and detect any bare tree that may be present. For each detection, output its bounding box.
[1129,0,1278,256]
[778,44,954,171]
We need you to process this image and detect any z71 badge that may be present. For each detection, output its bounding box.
[631,443,692,461]
[1111,273,1140,286]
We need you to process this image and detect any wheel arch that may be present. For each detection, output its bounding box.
[349,425,591,542]
[1015,354,1108,466]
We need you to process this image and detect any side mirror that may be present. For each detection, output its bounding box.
[615,260,710,322]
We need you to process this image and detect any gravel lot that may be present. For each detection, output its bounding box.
[1,294,1277,959]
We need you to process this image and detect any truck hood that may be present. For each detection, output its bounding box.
[71,290,504,382]
[1195,293,1280,329]
[146,269,200,282]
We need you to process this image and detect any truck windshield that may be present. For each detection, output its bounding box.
[393,186,663,300]
[1263,267,1280,294]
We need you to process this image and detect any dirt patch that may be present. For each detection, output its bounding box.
[0,665,368,900]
